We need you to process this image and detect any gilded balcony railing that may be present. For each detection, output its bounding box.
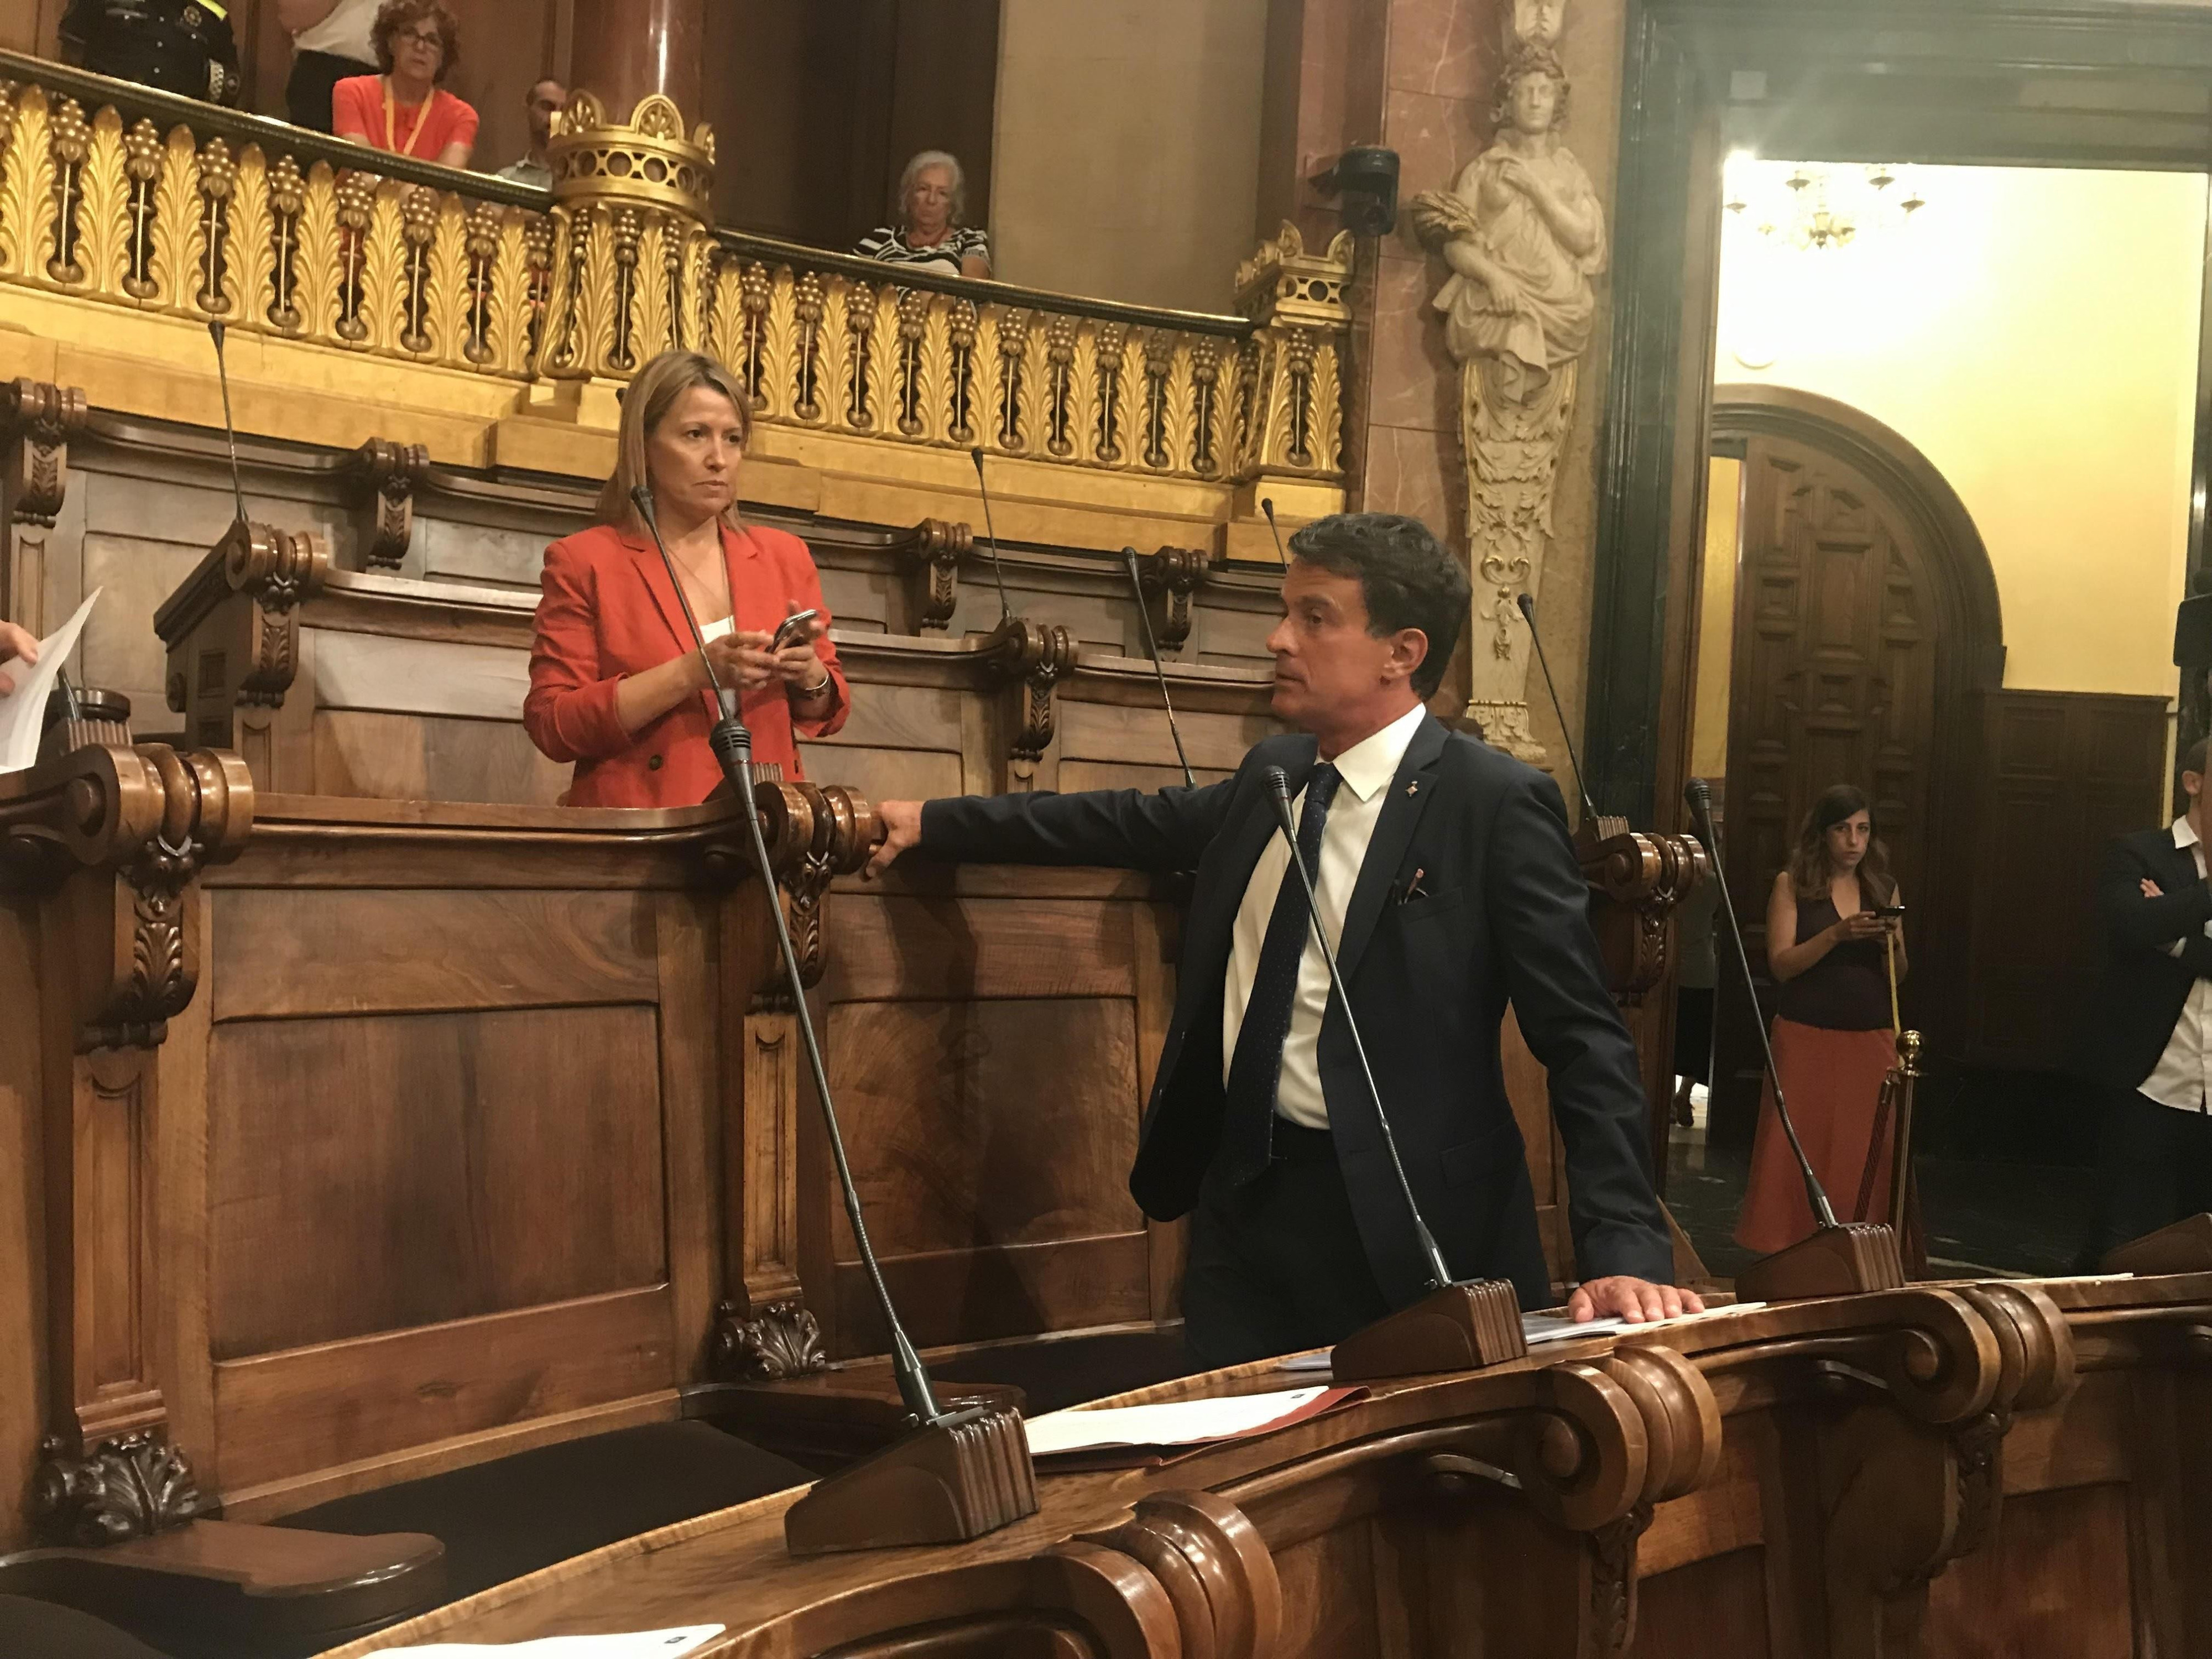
[0,51,1350,494]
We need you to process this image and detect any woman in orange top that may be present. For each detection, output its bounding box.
[525,351,848,808]
[330,0,477,168]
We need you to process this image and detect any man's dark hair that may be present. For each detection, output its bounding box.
[1285,512,1470,698]
[2185,735,2209,779]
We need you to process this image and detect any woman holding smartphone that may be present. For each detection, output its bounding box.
[525,350,847,807]
[1734,784,1908,1253]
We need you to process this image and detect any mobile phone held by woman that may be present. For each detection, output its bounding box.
[771,608,821,651]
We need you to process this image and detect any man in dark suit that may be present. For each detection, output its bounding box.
[2077,736,2212,1264]
[865,512,1693,1365]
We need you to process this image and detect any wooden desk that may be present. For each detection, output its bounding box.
[319,1271,2212,1658]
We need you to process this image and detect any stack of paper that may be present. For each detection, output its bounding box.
[1024,1384,1364,1467]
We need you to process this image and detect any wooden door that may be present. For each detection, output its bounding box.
[1711,431,1945,1141]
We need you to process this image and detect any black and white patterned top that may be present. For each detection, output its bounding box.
[854,225,992,278]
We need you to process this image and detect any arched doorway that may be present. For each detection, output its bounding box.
[1704,385,2005,1144]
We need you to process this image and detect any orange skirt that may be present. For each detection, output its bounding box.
[1734,1018,1898,1255]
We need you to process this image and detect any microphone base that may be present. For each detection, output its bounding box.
[783,1404,1039,1557]
[2102,1213,2212,1277]
[1329,1280,1528,1382]
[1735,1223,1905,1303]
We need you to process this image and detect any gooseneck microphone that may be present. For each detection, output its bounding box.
[1684,776,1838,1229]
[967,445,1013,621]
[1261,497,1290,565]
[1515,592,1600,828]
[1264,764,1455,1290]
[632,483,949,1427]
[208,320,249,530]
[1121,547,1196,790]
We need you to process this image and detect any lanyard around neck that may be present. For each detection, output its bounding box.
[382,76,431,159]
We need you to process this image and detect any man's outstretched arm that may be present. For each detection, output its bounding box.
[867,778,1236,880]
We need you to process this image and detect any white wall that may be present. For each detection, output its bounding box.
[1716,162,2205,700]
[992,0,1271,312]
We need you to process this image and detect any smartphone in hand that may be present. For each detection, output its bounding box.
[770,608,821,651]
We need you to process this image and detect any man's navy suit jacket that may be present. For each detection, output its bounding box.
[917,711,1673,1311]
[2076,825,2212,1093]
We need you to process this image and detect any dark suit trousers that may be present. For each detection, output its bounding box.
[2077,1088,2212,1267]
[1182,1118,1393,1369]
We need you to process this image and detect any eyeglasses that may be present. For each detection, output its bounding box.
[395,27,444,48]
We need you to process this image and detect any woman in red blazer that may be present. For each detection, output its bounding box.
[525,351,849,808]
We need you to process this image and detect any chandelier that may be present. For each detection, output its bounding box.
[1722,159,1928,251]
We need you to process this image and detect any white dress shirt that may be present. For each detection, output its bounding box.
[2143,815,2212,1113]
[292,0,379,61]
[1222,702,1427,1130]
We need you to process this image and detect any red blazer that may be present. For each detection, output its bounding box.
[525,520,849,808]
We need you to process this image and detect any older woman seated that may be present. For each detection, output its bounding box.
[855,150,992,279]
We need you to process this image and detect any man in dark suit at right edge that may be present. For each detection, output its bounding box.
[2077,736,2212,1265]
[865,512,1697,1366]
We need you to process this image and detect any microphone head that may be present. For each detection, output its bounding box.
[1263,764,1292,804]
[629,483,656,521]
[1684,776,1712,813]
[208,320,226,352]
[969,445,986,473]
[1260,497,1278,523]
[1516,592,1536,620]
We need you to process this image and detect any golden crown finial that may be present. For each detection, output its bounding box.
[546,91,717,221]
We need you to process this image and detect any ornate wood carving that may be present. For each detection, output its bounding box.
[33,1431,204,1547]
[1580,825,1706,1004]
[982,614,1075,787]
[153,519,331,743]
[346,437,431,571]
[1071,1490,1281,1659]
[893,517,973,632]
[711,1299,827,1381]
[1133,544,1208,651]
[0,377,89,633]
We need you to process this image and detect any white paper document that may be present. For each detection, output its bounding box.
[375,1626,724,1657]
[0,587,102,774]
[1026,1385,1333,1457]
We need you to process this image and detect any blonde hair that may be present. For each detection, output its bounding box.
[596,351,755,530]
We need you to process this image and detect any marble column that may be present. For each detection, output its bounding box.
[570,0,706,119]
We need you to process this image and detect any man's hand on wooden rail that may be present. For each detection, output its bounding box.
[865,801,922,880]
[1566,1276,1705,1324]
[0,620,36,695]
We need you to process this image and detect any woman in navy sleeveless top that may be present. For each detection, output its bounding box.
[1735,785,1908,1253]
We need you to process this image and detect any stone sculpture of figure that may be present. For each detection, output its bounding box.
[1409,45,1605,761]
[1512,0,1566,48]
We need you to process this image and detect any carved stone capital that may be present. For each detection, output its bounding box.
[1134,544,1209,651]
[0,377,90,527]
[893,517,973,632]
[710,1299,827,1381]
[33,1430,204,1547]
[346,437,431,571]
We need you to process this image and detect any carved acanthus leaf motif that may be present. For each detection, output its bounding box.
[1,377,89,526]
[346,437,431,570]
[711,1299,826,1381]
[983,615,1074,765]
[1135,544,1208,651]
[34,1431,204,1546]
[893,517,973,632]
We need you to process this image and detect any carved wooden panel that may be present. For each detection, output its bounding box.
[206,1005,668,1357]
[823,996,1148,1352]
[313,710,571,806]
[813,873,1166,1359]
[1957,690,2167,1067]
[1726,444,1940,928]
